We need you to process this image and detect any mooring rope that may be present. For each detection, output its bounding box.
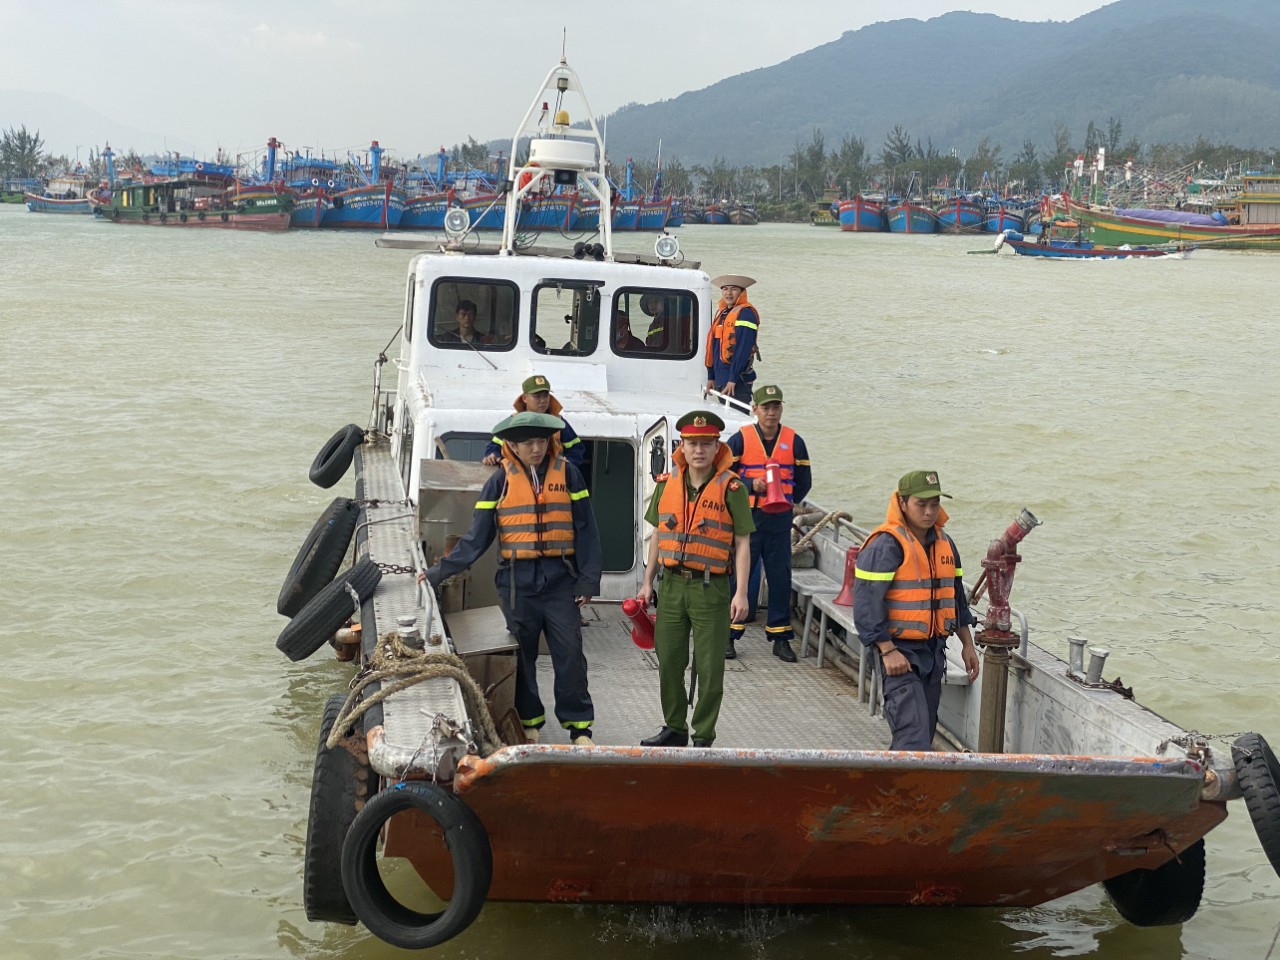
[792,509,855,556]
[325,630,503,758]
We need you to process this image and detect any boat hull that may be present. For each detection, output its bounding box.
[25,193,93,214]
[321,183,404,229]
[399,193,451,230]
[935,200,985,233]
[387,747,1223,905]
[837,199,886,231]
[289,193,332,228]
[1056,196,1280,250]
[97,208,291,231]
[887,202,938,234]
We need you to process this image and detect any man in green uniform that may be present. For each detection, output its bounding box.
[637,410,754,747]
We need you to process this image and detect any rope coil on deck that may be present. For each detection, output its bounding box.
[325,631,503,758]
[791,509,855,555]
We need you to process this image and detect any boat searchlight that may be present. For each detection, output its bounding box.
[442,207,470,243]
[654,232,680,261]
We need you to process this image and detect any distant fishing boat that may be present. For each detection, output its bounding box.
[887,200,939,234]
[24,174,99,214]
[399,191,452,230]
[935,196,985,233]
[837,195,887,232]
[985,202,1025,234]
[994,229,1192,259]
[95,177,292,230]
[3,177,41,203]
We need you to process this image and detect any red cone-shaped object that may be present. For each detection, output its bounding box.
[760,459,790,513]
[834,545,860,606]
[622,596,656,649]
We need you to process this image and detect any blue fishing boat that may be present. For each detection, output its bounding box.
[704,203,730,225]
[25,173,99,214]
[995,229,1192,259]
[985,202,1025,234]
[520,194,575,230]
[665,199,685,227]
[612,200,641,231]
[887,200,939,234]
[400,191,451,230]
[461,193,505,230]
[838,195,887,231]
[320,143,405,229]
[935,196,985,233]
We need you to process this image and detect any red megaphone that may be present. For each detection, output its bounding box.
[834,545,861,606]
[760,459,790,514]
[621,597,655,649]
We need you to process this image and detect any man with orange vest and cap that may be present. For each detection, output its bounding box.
[482,374,585,469]
[853,471,980,750]
[637,410,754,748]
[725,384,812,662]
[705,274,760,406]
[426,411,602,745]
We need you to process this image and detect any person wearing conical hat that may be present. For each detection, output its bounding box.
[636,410,755,748]
[853,471,980,751]
[482,374,585,468]
[426,411,602,746]
[705,274,760,406]
[724,384,812,662]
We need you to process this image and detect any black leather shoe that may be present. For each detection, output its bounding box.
[692,738,714,748]
[640,726,689,747]
[772,639,798,662]
[724,639,737,660]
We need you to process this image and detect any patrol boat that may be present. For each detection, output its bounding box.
[273,59,1280,951]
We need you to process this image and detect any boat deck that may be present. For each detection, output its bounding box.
[355,439,894,756]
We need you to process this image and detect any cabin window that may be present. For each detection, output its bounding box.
[531,281,601,356]
[428,279,518,351]
[610,289,698,359]
[436,431,492,463]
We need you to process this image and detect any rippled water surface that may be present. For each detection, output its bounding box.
[3,205,1278,959]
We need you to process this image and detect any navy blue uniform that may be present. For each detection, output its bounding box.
[427,458,601,735]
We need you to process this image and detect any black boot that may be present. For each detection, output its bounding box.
[692,737,715,747]
[772,639,797,662]
[724,638,737,660]
[640,726,689,747]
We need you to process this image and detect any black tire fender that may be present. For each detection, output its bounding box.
[333,194,345,209]
[309,424,365,489]
[277,497,360,617]
[1102,837,1205,926]
[197,210,205,221]
[275,558,380,661]
[304,693,378,924]
[1233,733,1280,877]
[220,211,229,222]
[340,782,492,950]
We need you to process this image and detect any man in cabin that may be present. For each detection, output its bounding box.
[705,275,760,405]
[724,384,812,662]
[437,299,494,346]
[613,309,646,352]
[639,294,669,350]
[425,411,601,745]
[482,375,585,469]
[637,411,754,748]
[853,471,980,751]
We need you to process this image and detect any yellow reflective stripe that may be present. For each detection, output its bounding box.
[569,488,590,501]
[794,458,810,465]
[475,499,498,509]
[954,566,963,576]
[562,436,581,448]
[855,569,895,581]
[563,720,592,730]
[491,435,502,444]
[765,624,791,633]
[734,319,758,330]
[522,715,545,728]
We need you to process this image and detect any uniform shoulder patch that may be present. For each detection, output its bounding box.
[727,479,742,491]
[655,472,670,482]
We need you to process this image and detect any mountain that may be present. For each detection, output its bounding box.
[0,90,199,160]
[598,0,1280,166]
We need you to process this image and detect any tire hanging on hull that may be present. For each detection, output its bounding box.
[277,497,360,617]
[1102,837,1205,926]
[309,424,365,489]
[275,558,381,661]
[304,693,378,924]
[1232,733,1280,877]
[340,782,492,950]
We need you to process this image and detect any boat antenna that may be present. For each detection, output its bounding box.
[561,28,566,62]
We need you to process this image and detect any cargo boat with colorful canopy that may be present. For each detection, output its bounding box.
[271,57,1280,951]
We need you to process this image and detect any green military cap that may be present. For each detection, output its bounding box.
[897,470,952,499]
[675,410,725,438]
[493,411,565,442]
[522,374,552,395]
[752,384,783,405]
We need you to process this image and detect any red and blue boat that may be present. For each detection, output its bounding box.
[400,191,452,230]
[985,201,1026,234]
[838,195,887,231]
[935,195,985,233]
[994,229,1192,259]
[887,200,939,233]
[321,142,405,229]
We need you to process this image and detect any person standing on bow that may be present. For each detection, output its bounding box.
[724,384,812,662]
[483,374,585,469]
[704,274,760,406]
[637,411,754,748]
[427,411,602,745]
[853,471,980,751]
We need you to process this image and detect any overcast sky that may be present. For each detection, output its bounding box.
[1,0,1112,162]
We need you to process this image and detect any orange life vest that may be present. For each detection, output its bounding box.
[737,424,796,509]
[496,449,575,561]
[861,496,959,641]
[703,293,757,367]
[655,444,737,574]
